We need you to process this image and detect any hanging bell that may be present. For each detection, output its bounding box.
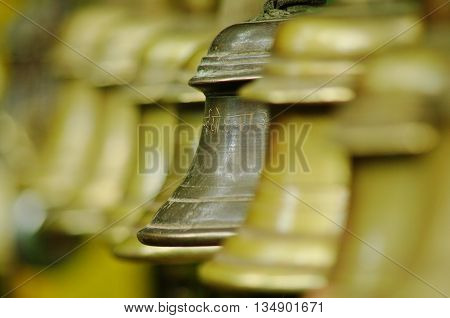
[107,29,211,245]
[51,5,126,80]
[136,13,269,247]
[396,102,450,298]
[325,46,448,297]
[199,0,424,293]
[30,81,104,210]
[112,26,222,261]
[113,106,221,263]
[137,0,330,248]
[395,21,450,297]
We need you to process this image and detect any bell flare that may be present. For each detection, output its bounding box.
[200,113,351,292]
[198,224,341,292]
[138,98,269,247]
[199,264,328,293]
[138,225,236,247]
[114,234,220,264]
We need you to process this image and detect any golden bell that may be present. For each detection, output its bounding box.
[51,5,126,79]
[200,1,424,293]
[106,104,178,245]
[324,46,448,297]
[40,88,139,237]
[241,0,424,104]
[30,81,104,210]
[395,109,450,297]
[112,31,221,261]
[88,18,171,87]
[113,106,221,263]
[394,23,450,297]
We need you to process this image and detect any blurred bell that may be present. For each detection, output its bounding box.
[200,0,424,293]
[41,88,139,237]
[396,103,450,298]
[112,31,223,260]
[114,35,226,260]
[51,5,126,79]
[106,104,177,245]
[113,106,221,263]
[394,23,450,298]
[325,46,447,297]
[31,81,104,209]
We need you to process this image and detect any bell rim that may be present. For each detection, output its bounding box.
[240,77,357,105]
[113,236,220,264]
[199,260,328,293]
[137,226,236,247]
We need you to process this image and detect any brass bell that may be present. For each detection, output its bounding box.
[199,0,424,293]
[112,26,222,261]
[325,46,447,297]
[137,0,328,248]
[396,21,450,297]
[396,101,450,297]
[31,81,104,210]
[52,5,126,80]
[113,106,221,263]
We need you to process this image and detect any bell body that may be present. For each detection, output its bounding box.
[324,46,447,297]
[42,88,139,237]
[52,6,126,79]
[32,81,103,209]
[138,20,283,247]
[395,127,450,297]
[199,0,424,293]
[326,97,438,297]
[114,105,221,263]
[200,108,351,292]
[106,104,178,245]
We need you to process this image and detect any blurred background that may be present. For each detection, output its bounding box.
[0,0,448,298]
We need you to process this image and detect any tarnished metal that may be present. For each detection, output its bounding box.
[137,18,283,247]
[199,0,424,293]
[136,0,331,248]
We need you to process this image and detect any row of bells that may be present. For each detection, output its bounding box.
[1,0,449,297]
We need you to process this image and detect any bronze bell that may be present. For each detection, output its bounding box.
[199,0,424,293]
[325,46,447,297]
[113,47,222,262]
[137,1,315,247]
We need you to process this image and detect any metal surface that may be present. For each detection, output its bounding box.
[200,110,351,292]
[241,1,423,104]
[199,1,425,293]
[138,17,285,247]
[324,47,448,297]
[114,106,221,263]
